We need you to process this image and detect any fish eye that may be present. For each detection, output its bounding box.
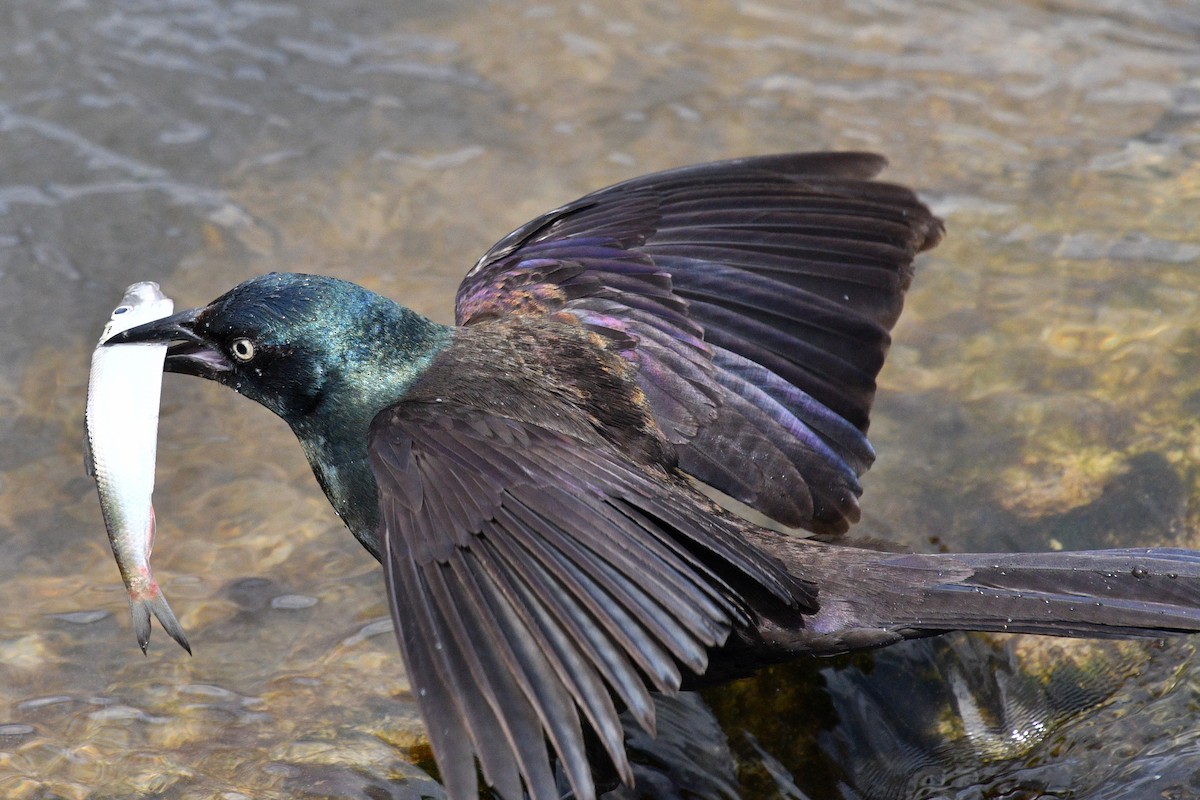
[230,337,256,362]
[112,306,131,315]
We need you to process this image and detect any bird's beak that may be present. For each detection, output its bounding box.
[103,307,232,380]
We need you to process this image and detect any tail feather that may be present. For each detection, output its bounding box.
[747,536,1200,657]
[890,548,1200,638]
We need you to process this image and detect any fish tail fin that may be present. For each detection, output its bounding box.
[774,543,1200,654]
[130,507,190,654]
[129,591,192,655]
[129,599,152,655]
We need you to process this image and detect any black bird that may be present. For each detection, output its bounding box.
[109,152,1200,800]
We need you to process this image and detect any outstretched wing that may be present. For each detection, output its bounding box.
[367,402,813,800]
[455,152,943,535]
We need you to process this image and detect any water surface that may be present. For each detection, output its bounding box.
[1,0,1198,797]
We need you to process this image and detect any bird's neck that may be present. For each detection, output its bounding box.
[290,305,453,560]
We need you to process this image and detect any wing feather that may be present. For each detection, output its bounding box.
[369,403,811,799]
[455,152,942,533]
[479,526,659,735]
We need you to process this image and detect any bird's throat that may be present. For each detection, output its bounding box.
[290,305,453,560]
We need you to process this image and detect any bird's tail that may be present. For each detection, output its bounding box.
[754,538,1200,655]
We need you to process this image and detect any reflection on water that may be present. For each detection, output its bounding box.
[1,0,1198,797]
[711,634,1200,799]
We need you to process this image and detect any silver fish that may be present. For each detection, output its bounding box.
[85,282,190,654]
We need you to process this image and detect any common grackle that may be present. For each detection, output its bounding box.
[109,153,1200,800]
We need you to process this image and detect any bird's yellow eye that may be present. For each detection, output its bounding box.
[230,337,256,362]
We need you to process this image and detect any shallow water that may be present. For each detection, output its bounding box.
[1,0,1198,797]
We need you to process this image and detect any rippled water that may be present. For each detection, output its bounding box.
[1,1,1198,797]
